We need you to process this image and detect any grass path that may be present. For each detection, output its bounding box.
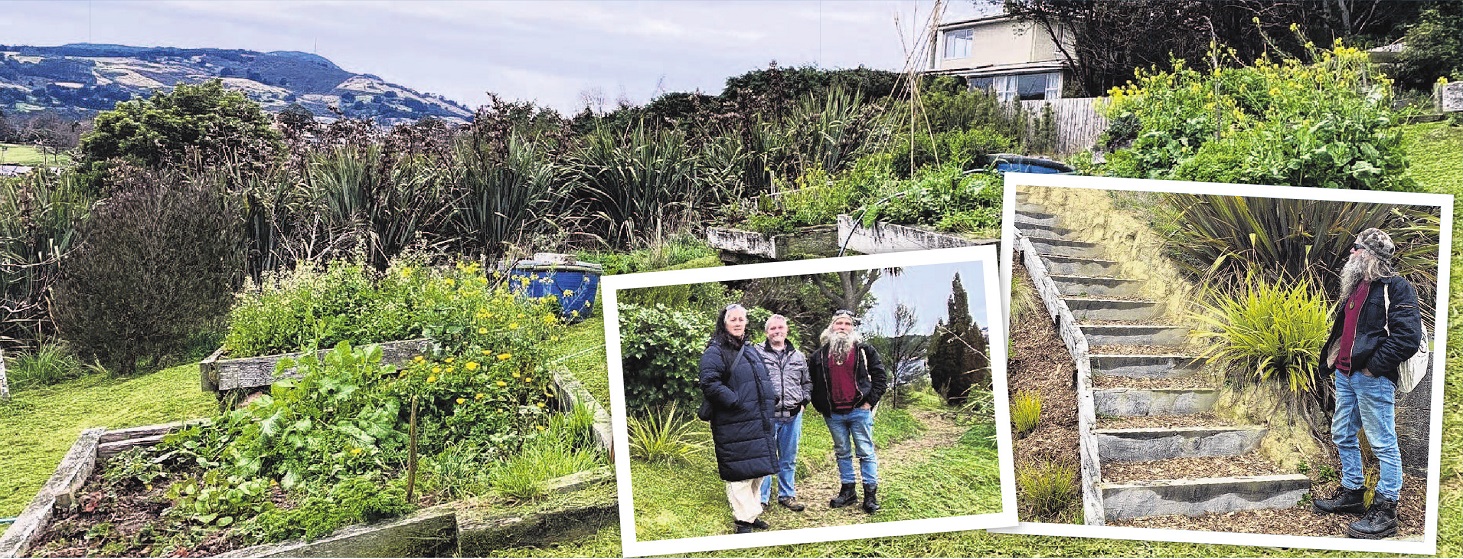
[631,397,1002,541]
[0,363,218,518]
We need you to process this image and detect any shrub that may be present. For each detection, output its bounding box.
[628,404,708,466]
[0,171,95,347]
[863,164,1003,234]
[4,340,84,389]
[1190,274,1331,422]
[1018,461,1077,521]
[51,174,243,375]
[618,304,714,411]
[1012,390,1042,438]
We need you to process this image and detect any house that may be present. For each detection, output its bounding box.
[927,13,1073,102]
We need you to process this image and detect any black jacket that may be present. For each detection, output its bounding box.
[1322,276,1422,387]
[699,340,778,482]
[807,341,888,416]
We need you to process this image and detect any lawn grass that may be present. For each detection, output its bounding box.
[549,314,610,407]
[0,143,73,166]
[628,401,999,542]
[0,363,218,518]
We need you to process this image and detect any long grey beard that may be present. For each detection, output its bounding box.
[824,329,861,360]
[1338,250,1387,303]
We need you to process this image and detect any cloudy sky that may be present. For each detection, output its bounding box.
[3,0,995,113]
[864,261,988,335]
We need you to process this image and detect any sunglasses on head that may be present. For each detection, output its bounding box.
[725,303,745,311]
[1352,243,1366,251]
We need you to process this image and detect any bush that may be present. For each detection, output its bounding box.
[628,404,708,466]
[1011,390,1042,438]
[51,174,243,375]
[0,172,95,347]
[618,303,714,411]
[864,164,1003,234]
[1100,44,1416,192]
[1018,461,1077,521]
[4,340,85,389]
[1190,274,1331,421]
[489,427,601,501]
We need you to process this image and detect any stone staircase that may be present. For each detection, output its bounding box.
[1014,194,1311,525]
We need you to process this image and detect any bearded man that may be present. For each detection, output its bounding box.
[807,309,888,514]
[1312,228,1422,539]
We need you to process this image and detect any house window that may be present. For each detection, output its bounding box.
[967,76,994,94]
[943,29,973,59]
[1017,73,1050,101]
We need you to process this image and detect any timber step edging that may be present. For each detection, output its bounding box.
[1099,474,1311,522]
[1094,426,1267,462]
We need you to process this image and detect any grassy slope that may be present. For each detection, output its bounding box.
[0,143,74,166]
[550,315,611,407]
[0,363,218,517]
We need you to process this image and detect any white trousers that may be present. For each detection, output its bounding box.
[725,476,766,522]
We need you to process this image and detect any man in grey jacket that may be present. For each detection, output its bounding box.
[756,314,812,511]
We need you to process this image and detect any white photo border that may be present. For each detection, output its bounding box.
[603,246,1020,557]
[993,172,1452,555]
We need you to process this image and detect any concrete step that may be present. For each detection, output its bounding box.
[1014,220,1074,238]
[1094,426,1267,462]
[1016,202,1049,215]
[1050,275,1143,298]
[1039,255,1121,277]
[1027,236,1104,258]
[1100,474,1311,522]
[1064,297,1164,322]
[1015,212,1060,228]
[1095,387,1218,417]
[1090,354,1203,379]
[1082,324,1189,347]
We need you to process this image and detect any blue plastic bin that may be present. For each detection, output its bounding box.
[990,153,1075,174]
[507,255,603,323]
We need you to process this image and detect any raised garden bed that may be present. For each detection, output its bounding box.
[836,214,998,255]
[706,224,839,262]
[200,338,434,392]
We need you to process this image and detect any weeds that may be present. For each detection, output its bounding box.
[1018,460,1077,521]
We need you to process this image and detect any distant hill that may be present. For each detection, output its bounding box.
[0,44,474,124]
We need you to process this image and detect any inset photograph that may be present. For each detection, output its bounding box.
[996,173,1451,555]
[603,247,1017,556]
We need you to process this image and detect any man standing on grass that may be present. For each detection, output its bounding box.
[756,314,812,512]
[807,309,888,514]
[1313,228,1422,539]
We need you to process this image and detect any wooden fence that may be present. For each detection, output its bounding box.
[1020,97,1108,156]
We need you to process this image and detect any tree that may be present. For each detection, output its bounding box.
[79,79,282,169]
[927,273,991,405]
[884,304,929,409]
[1395,3,1463,90]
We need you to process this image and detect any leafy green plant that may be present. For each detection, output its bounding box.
[1011,390,1042,438]
[862,164,1003,234]
[239,475,413,542]
[617,303,715,411]
[0,171,94,347]
[628,403,707,466]
[165,469,273,527]
[489,433,601,501]
[570,121,709,248]
[420,443,494,501]
[1190,274,1331,424]
[102,447,169,488]
[1018,461,1077,521]
[4,340,84,389]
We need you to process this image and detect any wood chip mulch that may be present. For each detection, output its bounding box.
[1091,372,1216,390]
[1095,412,1241,430]
[1009,262,1083,522]
[1079,318,1185,326]
[1109,484,1427,539]
[1101,452,1288,484]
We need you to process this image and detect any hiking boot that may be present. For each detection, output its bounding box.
[829,483,858,508]
[1314,486,1367,515]
[751,517,769,530]
[733,520,754,534]
[1345,496,1398,539]
[861,483,880,514]
[778,496,806,512]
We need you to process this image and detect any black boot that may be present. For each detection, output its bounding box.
[861,483,880,514]
[829,483,858,508]
[1345,496,1398,539]
[1314,486,1367,515]
[734,520,753,534]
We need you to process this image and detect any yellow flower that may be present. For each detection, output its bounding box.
[562,289,574,297]
[509,322,519,330]
[497,353,511,361]
[481,349,492,356]
[445,357,455,363]
[400,267,413,277]
[512,372,520,378]
[496,381,507,387]
[427,375,437,383]
[466,361,480,371]
[517,313,525,319]
[478,327,487,334]
[351,447,363,455]
[536,402,544,408]
[475,393,485,400]
[456,397,466,405]
[444,278,456,287]
[432,366,442,374]
[446,366,456,373]
[413,355,424,363]
[536,425,545,431]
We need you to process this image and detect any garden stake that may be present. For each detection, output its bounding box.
[407,394,419,503]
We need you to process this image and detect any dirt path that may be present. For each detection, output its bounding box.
[753,407,969,530]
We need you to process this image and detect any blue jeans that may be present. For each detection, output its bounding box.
[760,412,803,503]
[824,407,878,486]
[1332,369,1402,501]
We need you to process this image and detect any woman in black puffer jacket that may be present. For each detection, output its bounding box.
[699,303,778,534]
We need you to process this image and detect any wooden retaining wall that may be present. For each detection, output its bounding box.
[835,214,998,255]
[200,339,435,392]
[1018,231,1105,525]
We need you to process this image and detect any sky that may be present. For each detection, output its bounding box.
[2,0,997,114]
[863,261,988,335]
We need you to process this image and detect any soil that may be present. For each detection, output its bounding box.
[1007,262,1082,522]
[1079,318,1185,326]
[1095,412,1241,430]
[1101,452,1287,484]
